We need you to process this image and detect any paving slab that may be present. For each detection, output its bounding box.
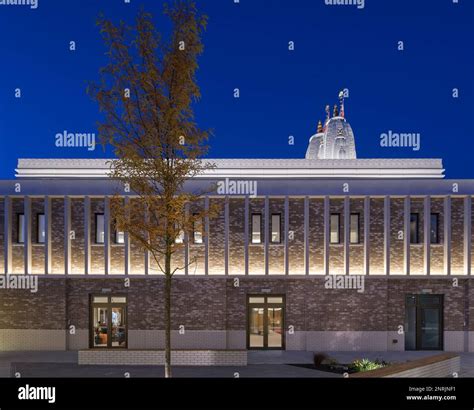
[8,362,339,378]
[1,351,473,378]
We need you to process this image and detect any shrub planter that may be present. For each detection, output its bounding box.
[349,353,460,378]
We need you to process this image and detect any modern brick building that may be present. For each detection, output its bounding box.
[1,101,473,356]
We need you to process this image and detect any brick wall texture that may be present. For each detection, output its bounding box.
[0,196,472,276]
[0,276,472,333]
[0,195,473,352]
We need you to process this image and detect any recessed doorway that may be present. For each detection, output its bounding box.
[405,294,443,351]
[90,295,128,348]
[247,295,285,350]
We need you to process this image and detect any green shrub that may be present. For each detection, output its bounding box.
[349,358,387,373]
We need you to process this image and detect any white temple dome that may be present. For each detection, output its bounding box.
[305,94,357,160]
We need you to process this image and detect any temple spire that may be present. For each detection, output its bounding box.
[325,105,330,122]
[323,105,331,131]
[339,90,345,118]
[306,91,357,160]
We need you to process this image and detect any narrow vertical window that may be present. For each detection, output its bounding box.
[430,213,439,244]
[115,230,124,244]
[193,214,203,244]
[17,213,25,244]
[271,214,281,244]
[410,213,419,244]
[251,214,262,244]
[175,223,184,244]
[350,213,360,244]
[112,218,124,244]
[37,213,45,244]
[330,213,340,244]
[95,213,105,244]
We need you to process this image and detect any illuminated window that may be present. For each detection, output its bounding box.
[17,214,25,243]
[271,214,281,244]
[330,214,340,244]
[350,213,360,244]
[410,213,419,244]
[95,213,105,244]
[251,214,262,244]
[430,213,439,244]
[37,213,45,243]
[193,214,203,244]
[175,227,185,244]
[115,230,124,244]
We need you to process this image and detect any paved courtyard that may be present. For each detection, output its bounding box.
[0,350,472,378]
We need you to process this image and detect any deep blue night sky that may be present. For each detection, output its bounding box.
[0,0,472,178]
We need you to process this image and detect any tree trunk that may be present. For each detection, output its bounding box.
[164,254,172,378]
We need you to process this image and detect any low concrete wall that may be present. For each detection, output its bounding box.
[305,331,388,351]
[78,349,247,366]
[444,331,464,352]
[350,353,460,378]
[1,329,469,354]
[65,329,246,351]
[127,330,228,350]
[0,330,65,350]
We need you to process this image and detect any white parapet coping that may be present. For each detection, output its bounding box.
[15,158,445,179]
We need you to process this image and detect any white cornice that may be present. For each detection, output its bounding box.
[15,158,445,179]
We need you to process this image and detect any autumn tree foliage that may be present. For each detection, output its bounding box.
[89,1,216,378]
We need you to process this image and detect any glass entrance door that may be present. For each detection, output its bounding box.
[111,307,127,348]
[247,296,285,349]
[405,294,443,351]
[420,306,442,350]
[249,307,265,348]
[90,295,128,348]
[267,307,283,348]
[92,306,108,347]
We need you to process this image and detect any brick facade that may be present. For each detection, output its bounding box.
[1,196,470,276]
[0,276,473,352]
[0,194,473,352]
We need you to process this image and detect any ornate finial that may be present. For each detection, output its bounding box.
[317,120,323,133]
[325,105,330,122]
[339,90,345,118]
[333,104,339,117]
